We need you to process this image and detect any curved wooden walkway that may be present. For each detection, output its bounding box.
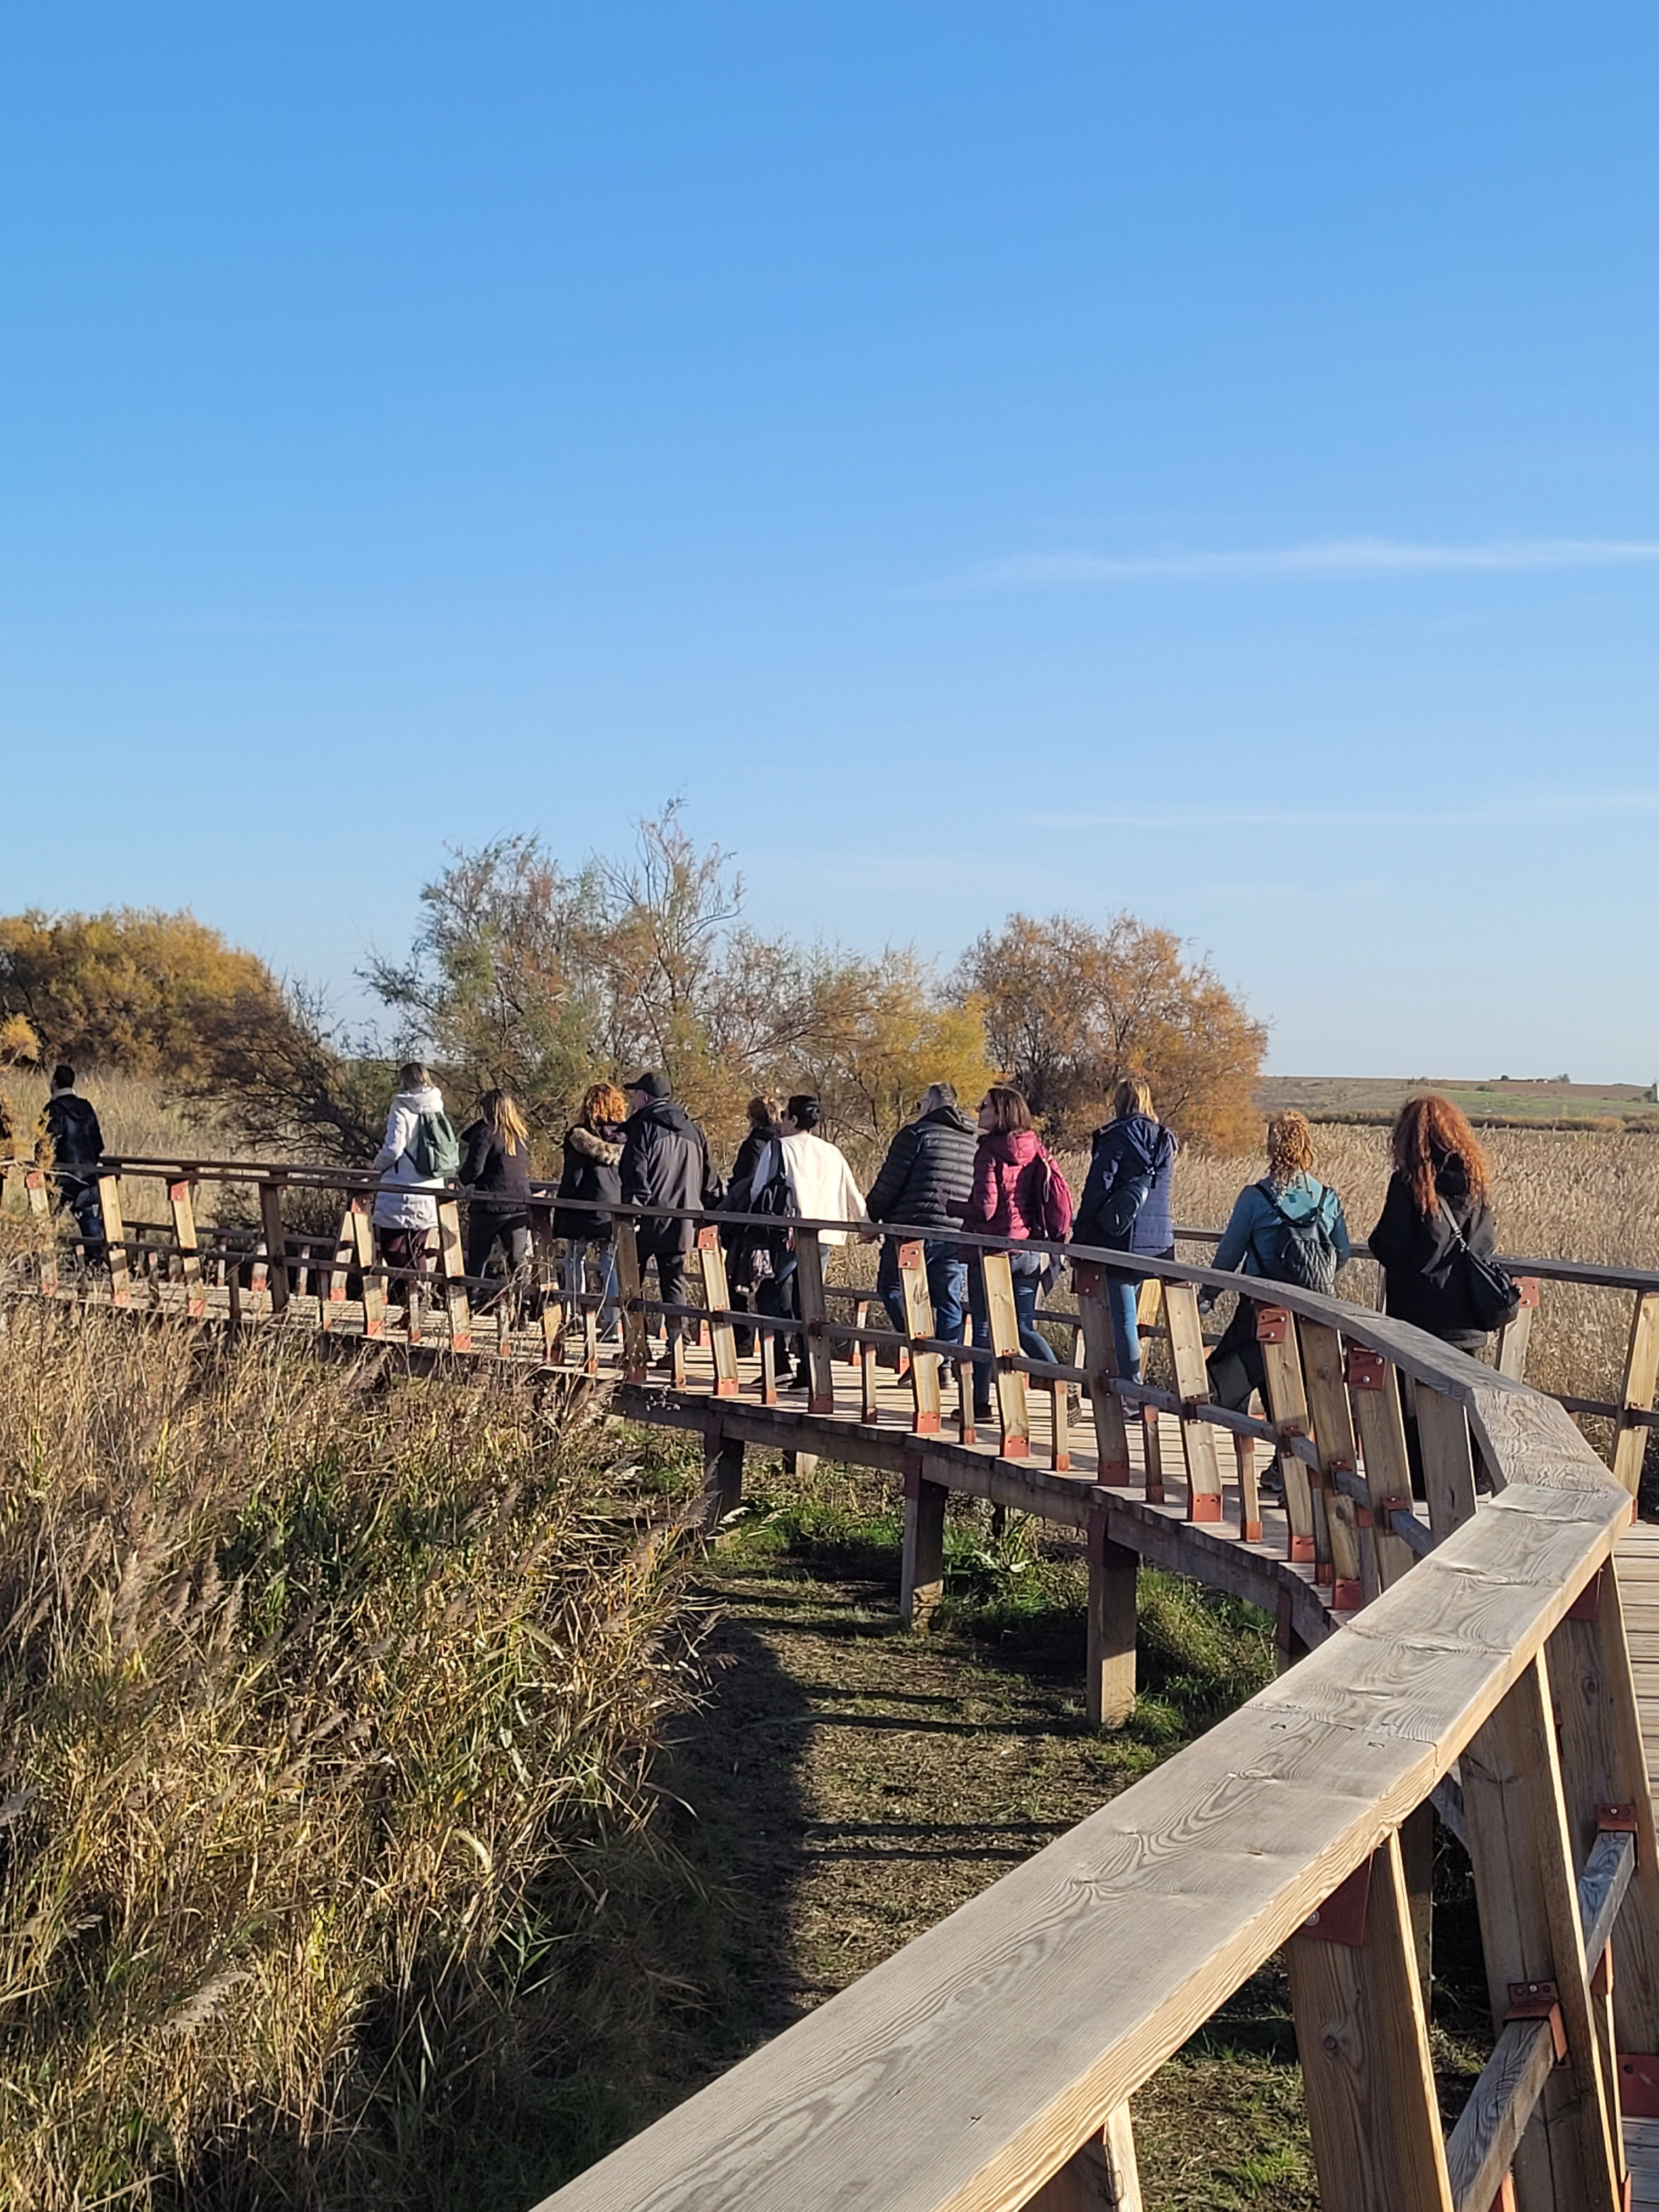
[8,1153,1659,2207]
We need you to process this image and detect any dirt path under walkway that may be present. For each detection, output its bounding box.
[652,1457,1340,2212]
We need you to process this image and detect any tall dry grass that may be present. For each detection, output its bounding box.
[0,1305,701,2210]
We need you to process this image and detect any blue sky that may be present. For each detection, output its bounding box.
[3,3,1656,1078]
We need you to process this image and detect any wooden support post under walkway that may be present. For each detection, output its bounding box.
[702,1417,744,1532]
[901,1451,947,1632]
[1087,1507,1138,1730]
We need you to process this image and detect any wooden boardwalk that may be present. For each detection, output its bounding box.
[12,1155,1659,2210]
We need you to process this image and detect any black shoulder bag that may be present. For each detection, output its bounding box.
[1439,1204,1522,1334]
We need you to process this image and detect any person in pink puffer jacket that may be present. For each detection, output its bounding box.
[957,1085,1066,1421]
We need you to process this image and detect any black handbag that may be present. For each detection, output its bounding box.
[1440,1205,1522,1333]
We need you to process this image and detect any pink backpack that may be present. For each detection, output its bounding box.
[1026,1147,1074,1243]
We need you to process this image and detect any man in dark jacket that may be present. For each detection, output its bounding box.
[620,1072,714,1364]
[41,1063,106,1259]
[865,1083,977,1356]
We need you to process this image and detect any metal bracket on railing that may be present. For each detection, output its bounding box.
[1254,1305,1290,1345]
[1621,2053,1659,2118]
[1505,1980,1567,2063]
[1297,1857,1372,1946]
[1599,1803,1641,1866]
[1568,1565,1607,1622]
[1345,1347,1387,1391]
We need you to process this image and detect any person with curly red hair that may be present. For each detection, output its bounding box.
[1369,1093,1498,1352]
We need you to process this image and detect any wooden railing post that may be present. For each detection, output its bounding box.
[1416,1387,1479,1541]
[614,1219,648,1383]
[1461,1651,1625,2210]
[323,1205,357,1329]
[1548,1561,1659,2151]
[901,1451,947,1632]
[1160,1281,1222,1522]
[1255,1303,1321,1568]
[1297,1318,1364,1611]
[1342,1348,1418,1597]
[167,1178,205,1319]
[793,1228,836,1414]
[1288,1833,1453,2212]
[979,1249,1029,1460]
[436,1199,471,1351]
[349,1201,385,1338]
[701,1414,744,1532]
[1612,1288,1659,1497]
[696,1228,740,1398]
[896,1242,942,1436]
[24,1169,58,1294]
[1023,2103,1143,2209]
[1072,1261,1133,1483]
[1087,1505,1137,1729]
[1496,1277,1540,1380]
[98,1173,129,1306]
[257,1180,287,1318]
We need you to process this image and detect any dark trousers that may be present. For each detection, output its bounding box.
[639,1245,690,1341]
[464,1208,531,1285]
[376,1223,435,1308]
[59,1176,105,1262]
[755,1256,802,1376]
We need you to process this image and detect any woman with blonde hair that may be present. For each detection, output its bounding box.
[1205,1110,1351,1411]
[1071,1074,1178,1384]
[1369,1094,1502,1352]
[458,1087,534,1287]
[553,1080,629,1337]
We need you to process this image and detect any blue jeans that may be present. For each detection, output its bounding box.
[565,1239,619,1336]
[876,1238,966,1351]
[967,1253,1058,1412]
[1105,1246,1173,1385]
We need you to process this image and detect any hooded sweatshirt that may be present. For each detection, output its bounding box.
[43,1092,104,1179]
[371,1085,447,1231]
[1212,1172,1351,1279]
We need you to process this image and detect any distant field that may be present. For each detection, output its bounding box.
[1257,1074,1659,1130]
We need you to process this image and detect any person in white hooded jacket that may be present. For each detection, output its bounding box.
[372,1062,449,1300]
[751,1094,867,1387]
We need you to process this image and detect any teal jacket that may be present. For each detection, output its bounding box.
[1212,1173,1351,1279]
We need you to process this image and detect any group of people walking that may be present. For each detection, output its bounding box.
[40,1052,1512,1431]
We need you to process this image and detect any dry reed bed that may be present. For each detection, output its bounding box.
[0,1304,698,2210]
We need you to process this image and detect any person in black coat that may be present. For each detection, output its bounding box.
[457,1089,534,1288]
[620,1072,715,1363]
[554,1082,628,1338]
[864,1083,977,1356]
[42,1063,106,1259]
[1368,1093,1499,1355]
[722,1096,778,1352]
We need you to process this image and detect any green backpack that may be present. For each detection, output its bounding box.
[408,1109,460,1181]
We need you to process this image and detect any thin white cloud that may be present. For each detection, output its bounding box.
[1028,794,1659,831]
[975,536,1659,585]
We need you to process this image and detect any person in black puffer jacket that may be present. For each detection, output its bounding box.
[1368,1093,1499,1355]
[458,1089,534,1288]
[554,1082,628,1339]
[865,1083,977,1356]
[1071,1075,1178,1384]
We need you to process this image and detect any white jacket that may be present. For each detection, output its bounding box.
[372,1086,446,1230]
[767,1130,868,1248]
